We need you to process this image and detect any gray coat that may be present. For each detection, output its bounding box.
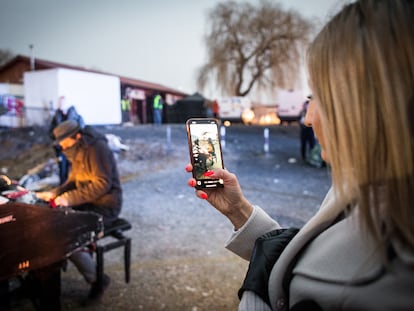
[226,188,414,310]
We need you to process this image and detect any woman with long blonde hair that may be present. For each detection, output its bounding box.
[187,0,414,309]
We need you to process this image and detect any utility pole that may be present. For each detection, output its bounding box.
[29,44,35,71]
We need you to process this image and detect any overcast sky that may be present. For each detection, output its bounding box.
[0,0,343,98]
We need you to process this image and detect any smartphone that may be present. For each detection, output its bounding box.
[186,118,224,189]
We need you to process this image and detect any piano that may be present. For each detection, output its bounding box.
[0,201,103,310]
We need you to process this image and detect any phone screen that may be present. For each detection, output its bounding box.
[186,118,224,189]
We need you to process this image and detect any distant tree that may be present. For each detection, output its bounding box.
[197,0,314,97]
[0,49,14,67]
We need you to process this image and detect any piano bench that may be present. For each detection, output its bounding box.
[94,218,132,286]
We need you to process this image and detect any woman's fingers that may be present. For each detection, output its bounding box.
[185,164,193,172]
[196,190,208,200]
[187,178,208,200]
[188,178,196,187]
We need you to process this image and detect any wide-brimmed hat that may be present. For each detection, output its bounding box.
[53,120,81,143]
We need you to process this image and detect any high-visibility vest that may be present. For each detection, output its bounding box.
[153,95,163,110]
[121,99,131,111]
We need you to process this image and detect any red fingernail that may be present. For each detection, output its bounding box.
[50,199,57,209]
[200,193,208,200]
[189,179,196,187]
[185,165,192,172]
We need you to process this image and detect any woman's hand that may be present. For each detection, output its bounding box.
[185,164,253,230]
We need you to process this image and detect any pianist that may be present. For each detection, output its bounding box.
[36,119,123,303]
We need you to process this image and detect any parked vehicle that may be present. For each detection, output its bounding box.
[216,96,251,123]
[276,89,305,123]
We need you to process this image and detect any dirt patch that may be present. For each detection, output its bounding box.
[0,127,55,180]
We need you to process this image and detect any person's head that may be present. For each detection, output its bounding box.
[57,95,69,114]
[307,0,414,249]
[53,119,82,150]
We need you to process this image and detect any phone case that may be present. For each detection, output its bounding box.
[186,118,224,189]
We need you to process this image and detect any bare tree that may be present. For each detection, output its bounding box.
[197,0,314,97]
[0,49,14,67]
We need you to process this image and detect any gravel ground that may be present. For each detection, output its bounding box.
[2,123,331,311]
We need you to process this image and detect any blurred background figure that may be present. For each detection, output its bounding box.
[121,94,131,124]
[299,95,316,163]
[49,95,85,184]
[152,93,163,125]
[212,100,220,119]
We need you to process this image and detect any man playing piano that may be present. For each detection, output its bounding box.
[36,119,123,304]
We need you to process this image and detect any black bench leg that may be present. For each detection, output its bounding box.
[125,238,131,283]
[96,246,104,286]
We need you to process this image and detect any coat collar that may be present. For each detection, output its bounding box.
[268,187,347,310]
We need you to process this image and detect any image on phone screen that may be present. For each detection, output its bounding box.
[187,118,224,189]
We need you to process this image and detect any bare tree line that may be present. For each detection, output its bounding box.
[197,0,315,98]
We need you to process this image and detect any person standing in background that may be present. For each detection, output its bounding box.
[153,93,163,125]
[49,95,85,184]
[121,95,131,123]
[299,95,316,163]
[212,100,220,119]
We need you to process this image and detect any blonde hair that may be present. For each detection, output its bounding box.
[307,0,414,252]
